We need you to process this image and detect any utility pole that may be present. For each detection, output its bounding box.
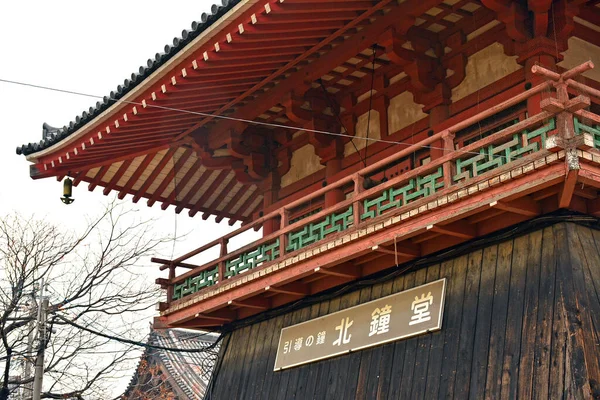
[21,288,37,400]
[32,282,47,400]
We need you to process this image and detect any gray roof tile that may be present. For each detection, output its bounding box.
[17,0,239,156]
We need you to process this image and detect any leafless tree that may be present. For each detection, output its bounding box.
[0,202,171,399]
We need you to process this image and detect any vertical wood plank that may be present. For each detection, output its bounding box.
[238,321,267,397]
[292,302,324,400]
[423,259,455,400]
[348,285,377,399]
[363,277,396,400]
[320,288,364,398]
[438,254,469,399]
[516,229,543,399]
[387,271,411,399]
[303,299,333,400]
[564,224,598,397]
[275,307,308,399]
[557,223,594,398]
[398,268,428,399]
[208,332,234,399]
[468,244,499,400]
[484,238,514,399]
[337,284,376,399]
[234,320,264,399]
[548,224,572,399]
[312,295,342,400]
[264,312,295,399]
[574,226,600,398]
[500,234,530,400]
[258,312,288,399]
[248,317,277,399]
[221,325,252,398]
[284,305,316,398]
[376,272,408,399]
[410,263,441,400]
[454,249,484,399]
[532,227,557,399]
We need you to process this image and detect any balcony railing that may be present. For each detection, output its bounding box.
[155,62,599,306]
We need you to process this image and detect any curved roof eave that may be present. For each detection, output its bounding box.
[18,0,255,162]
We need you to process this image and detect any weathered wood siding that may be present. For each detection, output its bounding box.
[208,222,600,399]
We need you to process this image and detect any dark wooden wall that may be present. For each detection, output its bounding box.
[207,222,600,399]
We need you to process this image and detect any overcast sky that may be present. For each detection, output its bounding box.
[0,0,258,395]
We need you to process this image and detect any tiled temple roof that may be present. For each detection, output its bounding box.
[124,328,219,399]
[16,0,239,156]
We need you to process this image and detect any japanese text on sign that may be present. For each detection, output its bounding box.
[274,278,446,370]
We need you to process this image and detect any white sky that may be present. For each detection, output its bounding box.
[0,0,259,395]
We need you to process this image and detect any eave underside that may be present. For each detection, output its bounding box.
[24,0,600,219]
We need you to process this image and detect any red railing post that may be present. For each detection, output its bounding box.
[279,209,289,257]
[353,174,365,226]
[441,131,456,188]
[218,238,228,283]
[167,264,175,302]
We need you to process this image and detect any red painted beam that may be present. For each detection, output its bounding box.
[201,174,238,220]
[229,188,260,224]
[131,147,177,203]
[147,148,194,207]
[103,159,133,196]
[161,157,203,211]
[174,169,214,214]
[188,170,230,217]
[215,184,250,223]
[87,165,110,192]
[117,153,156,200]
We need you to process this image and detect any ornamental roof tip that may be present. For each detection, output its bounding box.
[16,0,238,157]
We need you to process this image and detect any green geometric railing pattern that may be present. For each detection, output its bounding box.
[574,117,600,149]
[286,206,353,252]
[225,239,280,278]
[361,167,444,220]
[169,118,560,302]
[172,266,219,301]
[454,119,555,182]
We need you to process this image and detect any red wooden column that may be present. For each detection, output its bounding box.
[323,140,345,208]
[520,43,558,117]
[428,101,450,160]
[261,172,280,236]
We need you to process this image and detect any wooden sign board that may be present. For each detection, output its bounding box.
[274,278,446,370]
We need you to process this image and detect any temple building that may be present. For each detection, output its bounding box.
[123,329,218,400]
[17,0,600,398]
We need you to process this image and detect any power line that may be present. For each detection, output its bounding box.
[363,45,377,169]
[54,314,223,354]
[318,79,367,168]
[1,77,538,162]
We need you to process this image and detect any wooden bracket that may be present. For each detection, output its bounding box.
[426,220,476,239]
[489,196,541,217]
[481,0,528,42]
[265,282,309,296]
[227,297,270,310]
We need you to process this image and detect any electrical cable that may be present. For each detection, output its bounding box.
[54,314,225,353]
[363,45,377,168]
[318,79,367,168]
[1,77,540,163]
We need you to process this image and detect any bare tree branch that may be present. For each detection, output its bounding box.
[0,202,174,399]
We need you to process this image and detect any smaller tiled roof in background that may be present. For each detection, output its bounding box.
[124,328,220,400]
[16,0,239,157]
